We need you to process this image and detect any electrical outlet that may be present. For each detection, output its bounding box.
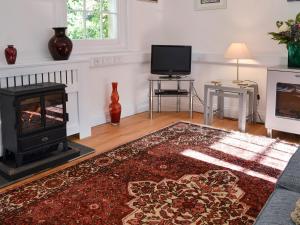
[102,56,114,65]
[93,57,102,67]
[114,56,122,64]
[92,55,123,67]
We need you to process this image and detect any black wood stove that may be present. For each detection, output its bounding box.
[0,83,69,167]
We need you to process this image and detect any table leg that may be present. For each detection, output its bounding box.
[209,91,214,125]
[177,96,181,112]
[177,81,180,112]
[217,90,224,119]
[149,80,154,119]
[238,92,247,132]
[189,81,193,119]
[253,85,258,123]
[248,92,254,123]
[267,128,273,138]
[158,81,161,113]
[204,86,209,124]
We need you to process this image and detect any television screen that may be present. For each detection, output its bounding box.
[151,45,192,76]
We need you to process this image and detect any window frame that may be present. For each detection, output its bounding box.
[63,0,128,55]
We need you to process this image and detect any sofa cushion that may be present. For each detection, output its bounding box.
[254,188,300,225]
[277,148,300,192]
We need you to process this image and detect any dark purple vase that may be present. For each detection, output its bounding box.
[5,45,17,64]
[48,27,73,61]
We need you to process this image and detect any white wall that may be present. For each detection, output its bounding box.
[87,0,164,125]
[0,0,164,63]
[0,0,56,63]
[0,0,165,127]
[163,0,299,55]
[160,0,300,120]
[1,0,299,128]
[127,0,164,51]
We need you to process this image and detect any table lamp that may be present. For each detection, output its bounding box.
[224,43,252,83]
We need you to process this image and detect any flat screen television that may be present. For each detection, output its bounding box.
[151,45,192,77]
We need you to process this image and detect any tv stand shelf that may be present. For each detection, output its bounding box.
[154,89,189,96]
[148,76,194,119]
[159,76,183,80]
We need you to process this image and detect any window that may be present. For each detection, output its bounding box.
[67,0,118,40]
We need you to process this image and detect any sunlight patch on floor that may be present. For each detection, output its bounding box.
[272,142,299,154]
[181,149,277,183]
[210,142,289,171]
[209,135,297,171]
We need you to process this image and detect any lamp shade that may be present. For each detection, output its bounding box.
[224,43,252,59]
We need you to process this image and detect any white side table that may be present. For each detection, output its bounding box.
[204,81,258,132]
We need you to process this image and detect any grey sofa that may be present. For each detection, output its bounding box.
[254,148,300,225]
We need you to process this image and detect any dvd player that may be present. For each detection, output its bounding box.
[154,89,189,95]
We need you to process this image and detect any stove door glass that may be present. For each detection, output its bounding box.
[45,93,65,128]
[276,82,300,120]
[20,97,43,134]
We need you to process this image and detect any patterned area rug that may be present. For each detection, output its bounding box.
[0,122,298,225]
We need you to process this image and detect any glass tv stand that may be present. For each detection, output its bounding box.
[148,75,195,119]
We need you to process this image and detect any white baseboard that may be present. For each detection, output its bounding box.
[67,124,80,136]
[151,100,266,122]
[90,102,149,127]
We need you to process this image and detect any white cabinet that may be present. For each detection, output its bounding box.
[266,66,300,136]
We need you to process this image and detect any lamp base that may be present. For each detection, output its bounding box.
[232,80,243,84]
[211,81,221,85]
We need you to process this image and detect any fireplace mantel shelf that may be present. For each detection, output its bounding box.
[0,58,89,71]
[268,66,300,73]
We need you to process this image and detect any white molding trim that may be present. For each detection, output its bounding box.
[81,51,286,69]
[0,52,150,70]
[90,102,148,127]
[0,59,89,72]
[0,51,285,70]
[192,52,286,68]
[154,101,266,123]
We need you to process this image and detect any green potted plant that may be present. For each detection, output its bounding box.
[269,13,300,68]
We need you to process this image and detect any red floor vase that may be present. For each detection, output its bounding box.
[109,82,121,125]
[5,45,17,64]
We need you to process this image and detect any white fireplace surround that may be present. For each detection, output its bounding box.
[0,59,92,156]
[266,66,300,136]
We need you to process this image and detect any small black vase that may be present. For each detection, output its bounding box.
[48,27,73,61]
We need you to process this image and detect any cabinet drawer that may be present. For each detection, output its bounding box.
[18,127,66,152]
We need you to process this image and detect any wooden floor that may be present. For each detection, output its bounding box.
[1,112,299,193]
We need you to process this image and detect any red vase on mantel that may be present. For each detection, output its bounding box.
[109,82,122,125]
[5,45,17,65]
[48,27,73,61]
